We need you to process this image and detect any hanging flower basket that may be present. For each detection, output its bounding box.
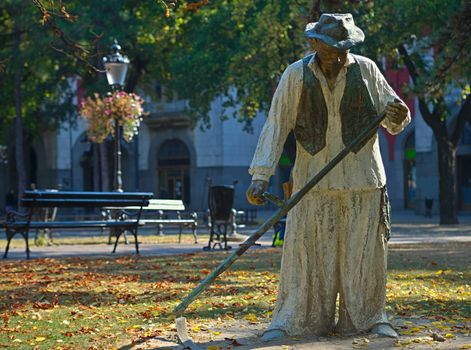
[80,91,147,143]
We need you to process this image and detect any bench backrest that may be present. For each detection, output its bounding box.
[20,191,154,208]
[107,199,186,211]
[146,199,186,211]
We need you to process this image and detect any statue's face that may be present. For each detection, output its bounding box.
[308,38,349,65]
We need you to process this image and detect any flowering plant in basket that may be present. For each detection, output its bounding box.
[80,91,147,143]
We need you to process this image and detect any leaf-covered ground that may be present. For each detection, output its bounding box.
[0,244,469,349]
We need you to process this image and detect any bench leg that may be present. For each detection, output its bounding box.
[192,223,198,244]
[133,230,139,255]
[48,229,54,245]
[178,225,183,243]
[157,210,164,236]
[112,229,121,253]
[24,233,30,259]
[157,224,164,236]
[3,231,12,259]
[3,230,30,259]
[34,229,40,246]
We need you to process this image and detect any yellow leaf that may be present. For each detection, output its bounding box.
[35,337,46,342]
[213,331,221,335]
[459,345,471,349]
[207,346,221,350]
[445,333,454,338]
[437,325,450,330]
[244,314,258,323]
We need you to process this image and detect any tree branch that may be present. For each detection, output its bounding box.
[397,44,419,84]
[451,91,471,145]
[30,0,101,70]
[308,0,321,23]
[397,43,442,131]
[429,1,471,93]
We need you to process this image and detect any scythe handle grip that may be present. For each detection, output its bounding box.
[262,192,285,208]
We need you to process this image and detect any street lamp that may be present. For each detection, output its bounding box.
[104,40,129,192]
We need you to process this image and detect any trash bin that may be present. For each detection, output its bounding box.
[204,185,234,250]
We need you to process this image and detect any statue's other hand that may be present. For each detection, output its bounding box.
[385,100,408,125]
[246,180,269,206]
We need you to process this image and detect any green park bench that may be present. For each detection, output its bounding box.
[2,190,153,259]
[103,199,198,244]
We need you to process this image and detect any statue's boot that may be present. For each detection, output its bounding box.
[260,329,286,342]
[371,323,398,338]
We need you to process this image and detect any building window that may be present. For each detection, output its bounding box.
[157,139,190,204]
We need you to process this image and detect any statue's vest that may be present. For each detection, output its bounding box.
[294,54,378,155]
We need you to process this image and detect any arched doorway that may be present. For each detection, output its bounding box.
[157,139,190,204]
[404,131,416,209]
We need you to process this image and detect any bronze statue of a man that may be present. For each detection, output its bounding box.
[247,13,410,341]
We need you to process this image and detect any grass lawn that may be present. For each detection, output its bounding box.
[0,244,469,349]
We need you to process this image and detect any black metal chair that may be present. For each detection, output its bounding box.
[204,185,234,251]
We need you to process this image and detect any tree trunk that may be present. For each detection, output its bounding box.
[397,43,466,225]
[14,31,26,209]
[99,142,110,191]
[435,132,459,225]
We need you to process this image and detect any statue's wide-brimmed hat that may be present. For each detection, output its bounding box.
[304,13,365,50]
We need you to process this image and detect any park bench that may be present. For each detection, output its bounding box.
[104,199,198,244]
[2,190,153,259]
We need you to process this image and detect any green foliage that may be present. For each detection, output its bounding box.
[0,0,179,143]
[165,0,469,128]
[352,0,470,111]
[64,0,178,95]
[168,0,312,131]
[0,0,77,143]
[2,0,469,140]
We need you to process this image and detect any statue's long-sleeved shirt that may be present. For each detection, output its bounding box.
[249,53,411,190]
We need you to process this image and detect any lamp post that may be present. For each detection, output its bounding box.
[103,40,129,192]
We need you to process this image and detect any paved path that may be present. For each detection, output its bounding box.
[1,210,470,260]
